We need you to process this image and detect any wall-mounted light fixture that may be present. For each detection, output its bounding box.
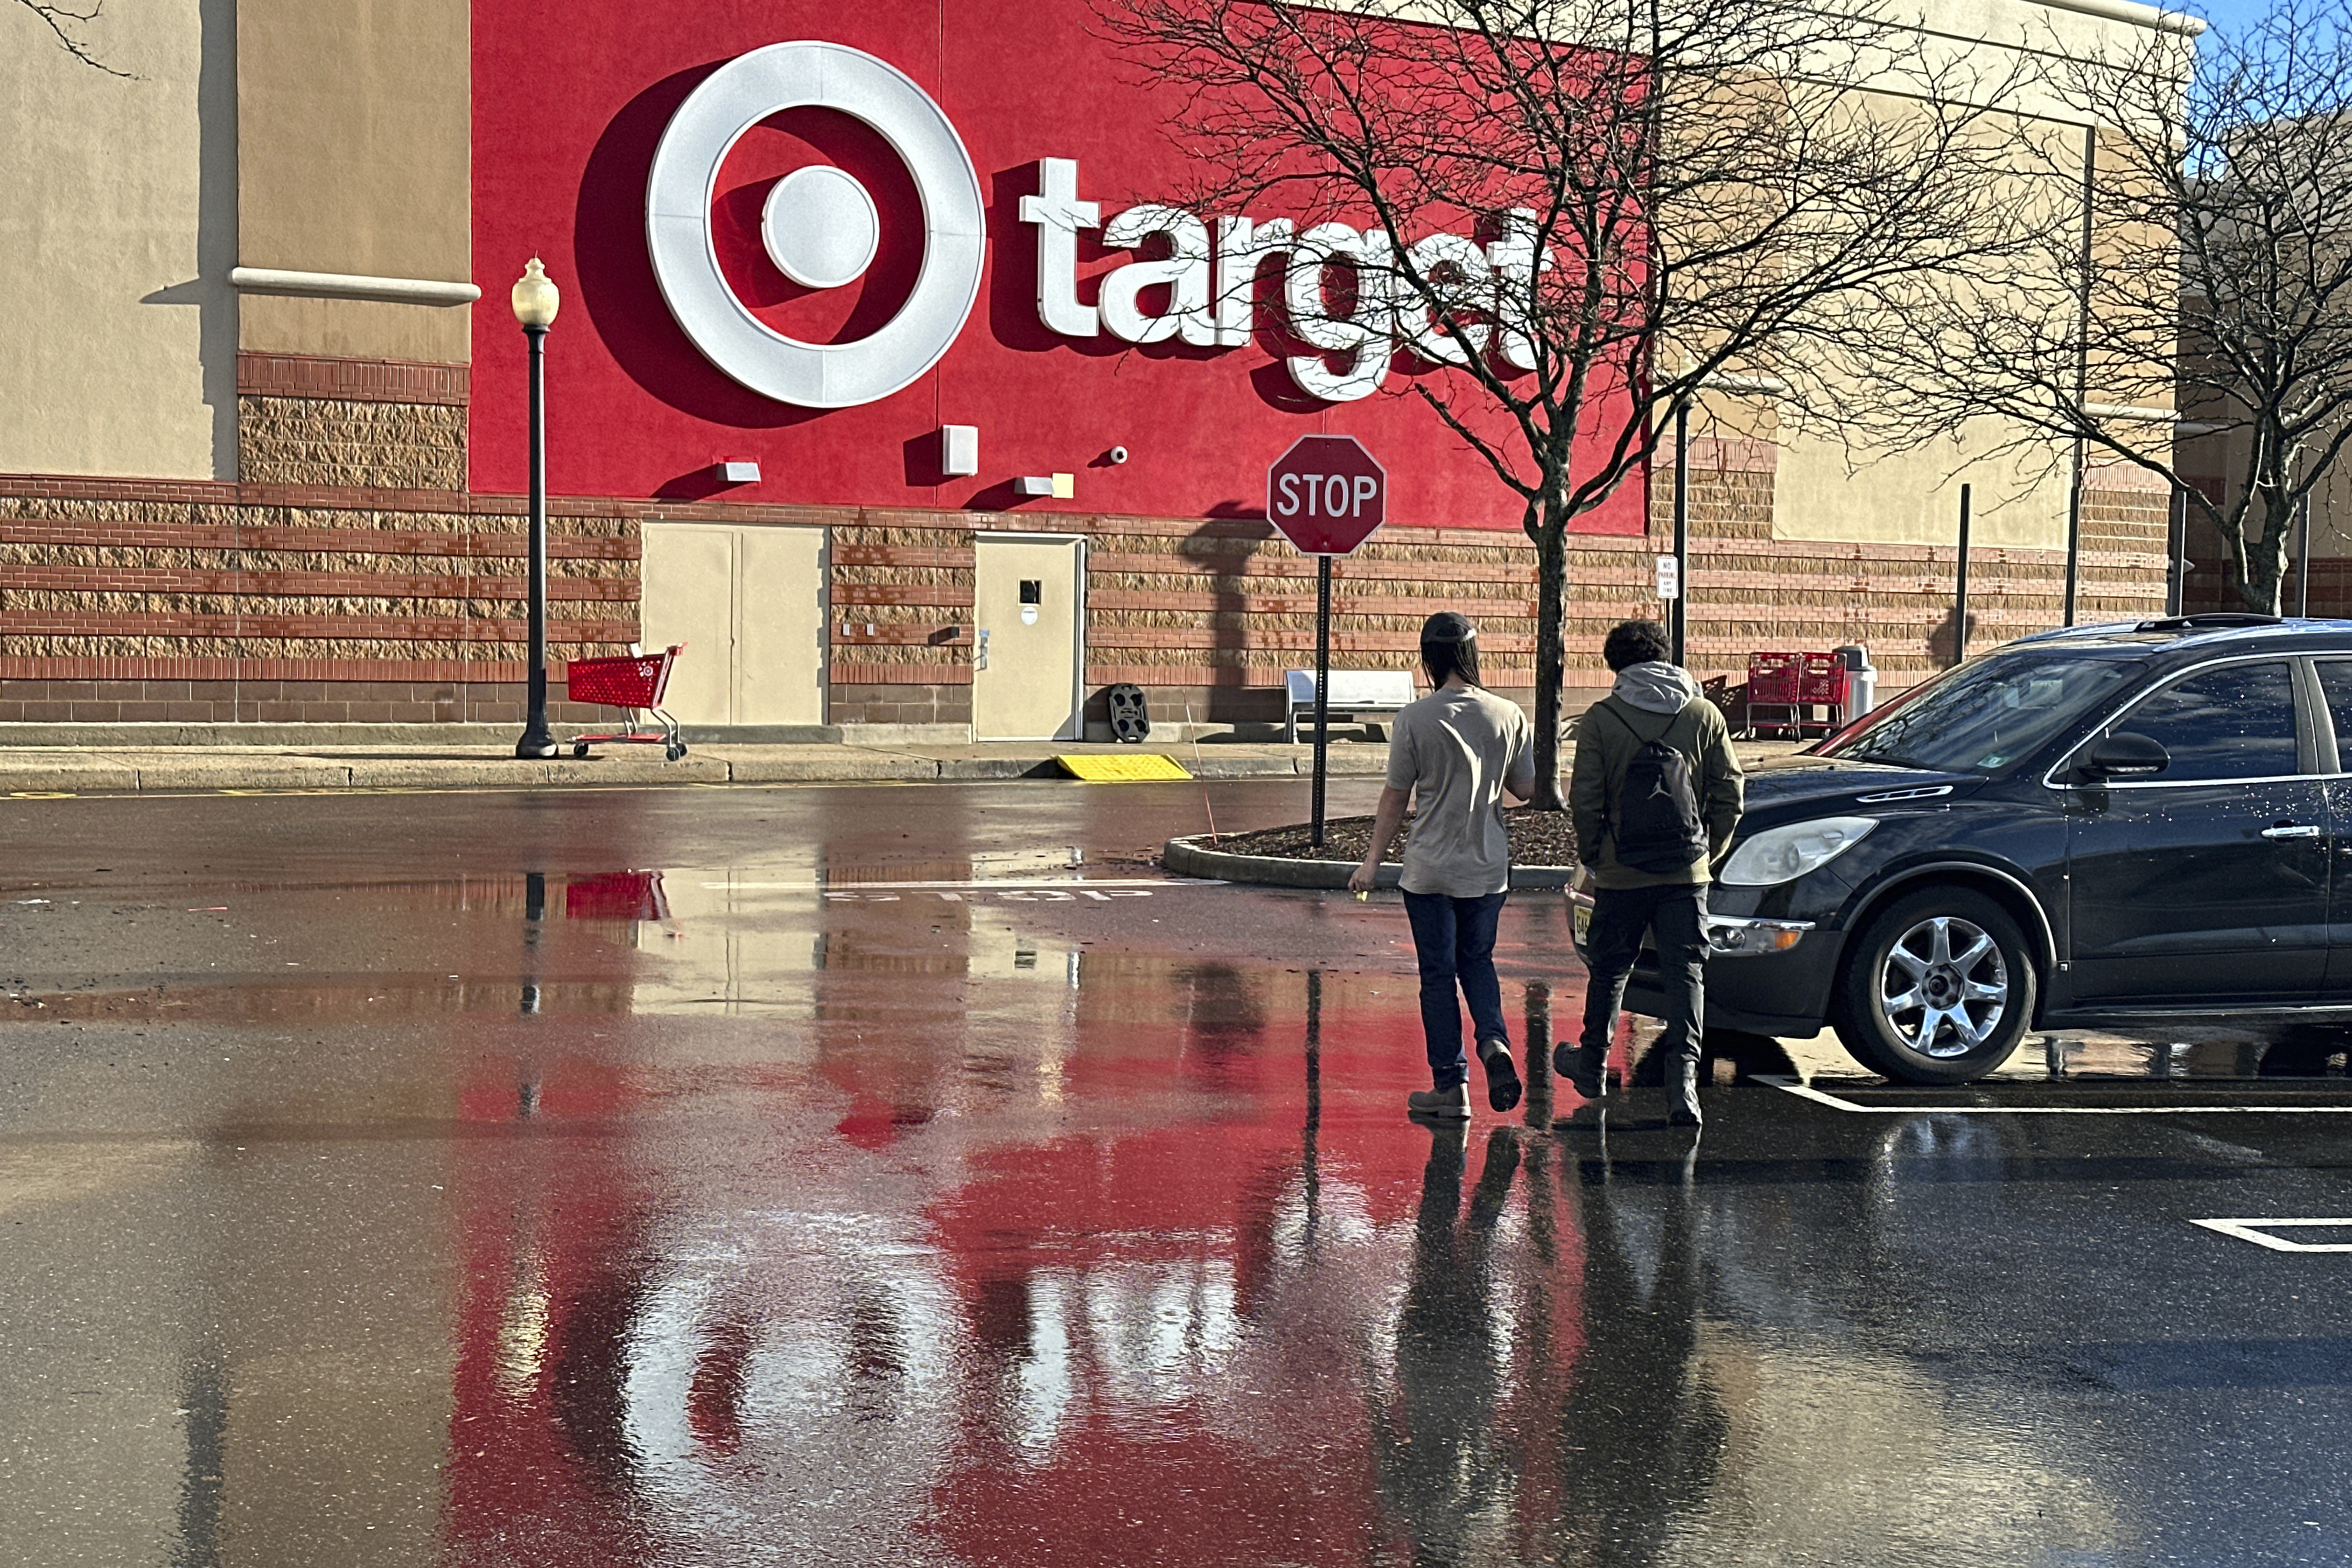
[714,459,761,484]
[941,425,979,477]
[1014,473,1074,499]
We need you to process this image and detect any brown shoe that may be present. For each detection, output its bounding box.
[1407,1084,1472,1121]
[1477,1041,1522,1113]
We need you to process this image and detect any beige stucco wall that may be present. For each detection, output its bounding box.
[236,0,472,363]
[0,0,236,480]
[1774,421,2074,549]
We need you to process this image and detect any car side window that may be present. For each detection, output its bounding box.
[2315,663,2352,769]
[2108,660,2299,783]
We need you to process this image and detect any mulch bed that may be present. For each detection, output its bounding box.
[1209,810,1579,867]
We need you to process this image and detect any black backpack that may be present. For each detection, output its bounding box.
[1598,700,1709,872]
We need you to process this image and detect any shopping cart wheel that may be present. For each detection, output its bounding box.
[572,740,590,758]
[666,740,688,762]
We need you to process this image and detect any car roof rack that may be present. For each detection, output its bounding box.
[2134,612,2284,632]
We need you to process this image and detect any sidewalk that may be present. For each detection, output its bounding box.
[0,726,1810,796]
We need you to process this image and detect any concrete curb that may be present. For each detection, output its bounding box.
[1163,834,1576,891]
[0,744,1397,796]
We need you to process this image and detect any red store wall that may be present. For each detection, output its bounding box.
[468,0,1644,534]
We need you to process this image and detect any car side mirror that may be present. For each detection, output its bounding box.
[2080,732,2169,780]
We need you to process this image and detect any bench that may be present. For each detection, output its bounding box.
[1285,668,1418,744]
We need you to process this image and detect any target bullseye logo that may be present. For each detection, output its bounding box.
[762,164,880,290]
[646,41,985,410]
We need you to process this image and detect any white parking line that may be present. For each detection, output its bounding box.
[2190,1219,2352,1253]
[1759,1074,2352,1115]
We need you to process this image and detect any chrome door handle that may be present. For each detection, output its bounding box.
[2261,823,2323,839]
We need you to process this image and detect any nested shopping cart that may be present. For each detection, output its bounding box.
[1744,650,1847,738]
[566,643,688,761]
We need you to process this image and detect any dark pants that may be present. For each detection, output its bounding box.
[1403,891,1510,1089]
[1580,883,1707,1066]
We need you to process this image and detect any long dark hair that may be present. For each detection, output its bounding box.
[1422,633,1482,689]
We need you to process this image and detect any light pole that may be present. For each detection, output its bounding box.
[510,258,561,760]
[1668,370,1787,667]
[1670,399,1689,666]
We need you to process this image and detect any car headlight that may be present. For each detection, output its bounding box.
[1718,816,1878,887]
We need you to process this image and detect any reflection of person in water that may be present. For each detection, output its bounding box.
[1553,1144,1727,1564]
[1373,1124,1521,1560]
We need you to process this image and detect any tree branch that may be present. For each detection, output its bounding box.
[12,0,133,77]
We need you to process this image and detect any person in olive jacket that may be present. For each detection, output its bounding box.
[1564,620,1744,1126]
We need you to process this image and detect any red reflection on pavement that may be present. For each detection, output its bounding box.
[436,969,1618,1566]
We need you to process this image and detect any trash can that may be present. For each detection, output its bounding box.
[1832,645,1876,726]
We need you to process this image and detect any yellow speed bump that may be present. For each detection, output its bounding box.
[1055,752,1192,782]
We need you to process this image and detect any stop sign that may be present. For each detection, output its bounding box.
[1266,435,1387,555]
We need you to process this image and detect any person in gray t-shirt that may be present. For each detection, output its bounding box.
[1349,612,1536,1121]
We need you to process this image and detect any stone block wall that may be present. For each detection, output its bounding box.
[237,397,468,491]
[828,513,974,726]
[235,352,471,491]
[0,473,639,722]
[0,358,2172,727]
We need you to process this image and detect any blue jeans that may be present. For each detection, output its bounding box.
[1402,891,1510,1089]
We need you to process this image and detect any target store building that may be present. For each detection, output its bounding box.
[0,0,2174,737]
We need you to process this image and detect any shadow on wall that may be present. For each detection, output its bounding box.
[135,0,240,477]
[1924,606,1980,668]
[573,66,826,432]
[1207,517,1288,726]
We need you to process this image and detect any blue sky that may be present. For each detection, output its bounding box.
[2180,0,2260,33]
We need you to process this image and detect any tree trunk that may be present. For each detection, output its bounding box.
[1528,512,1568,811]
[2237,489,2298,615]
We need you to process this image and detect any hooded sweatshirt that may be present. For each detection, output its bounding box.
[1568,661,1745,888]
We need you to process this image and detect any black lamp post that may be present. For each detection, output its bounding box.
[510,257,561,760]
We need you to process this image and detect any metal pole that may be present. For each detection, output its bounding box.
[2063,123,2096,628]
[2166,484,2186,617]
[2063,444,2085,628]
[521,870,545,1016]
[2298,492,2312,618]
[1310,554,1332,849]
[1954,483,1972,666]
[1671,399,1690,665]
[1301,967,1322,1249]
[514,324,557,759]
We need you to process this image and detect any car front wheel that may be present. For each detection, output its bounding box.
[1832,887,2036,1084]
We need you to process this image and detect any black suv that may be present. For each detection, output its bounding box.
[1570,614,2352,1083]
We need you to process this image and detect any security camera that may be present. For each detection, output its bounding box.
[1107,445,1129,466]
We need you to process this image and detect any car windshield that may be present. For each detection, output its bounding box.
[1817,651,2139,774]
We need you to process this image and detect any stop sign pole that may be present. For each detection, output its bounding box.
[1312,555,1332,846]
[1266,436,1388,849]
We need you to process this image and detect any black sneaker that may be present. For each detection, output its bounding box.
[1477,1041,1522,1114]
[1668,1058,1703,1128]
[1553,1041,1606,1101]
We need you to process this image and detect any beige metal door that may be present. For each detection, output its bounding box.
[972,537,1083,740]
[640,523,825,725]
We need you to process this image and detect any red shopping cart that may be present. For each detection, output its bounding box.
[566,643,688,761]
[1744,650,1847,738]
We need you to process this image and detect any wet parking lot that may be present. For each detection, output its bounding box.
[8,780,2352,1567]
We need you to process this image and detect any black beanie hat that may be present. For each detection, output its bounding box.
[1420,611,1476,646]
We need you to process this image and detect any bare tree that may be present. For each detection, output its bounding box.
[12,0,130,76]
[1098,0,2027,804]
[1882,0,2352,617]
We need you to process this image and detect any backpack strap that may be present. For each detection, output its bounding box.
[1594,695,1678,747]
[1591,696,1681,794]
[1590,696,1707,845]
